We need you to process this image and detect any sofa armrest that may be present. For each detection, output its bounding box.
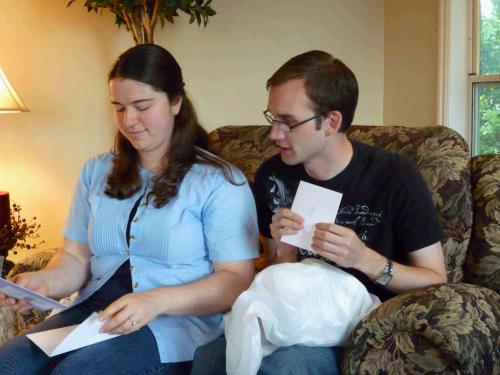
[341,283,500,374]
[0,307,20,347]
[7,248,59,278]
[0,248,59,345]
[465,154,500,291]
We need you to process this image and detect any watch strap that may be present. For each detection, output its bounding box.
[375,258,393,285]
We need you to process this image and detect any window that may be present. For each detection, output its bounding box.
[470,0,500,155]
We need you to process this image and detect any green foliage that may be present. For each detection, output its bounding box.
[67,0,216,43]
[480,0,500,74]
[478,85,500,154]
[477,0,500,154]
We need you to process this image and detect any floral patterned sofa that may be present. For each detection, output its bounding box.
[1,125,499,374]
[207,125,500,374]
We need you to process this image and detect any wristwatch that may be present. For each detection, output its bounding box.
[375,258,393,286]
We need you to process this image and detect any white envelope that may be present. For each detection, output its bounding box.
[281,181,343,252]
[27,312,121,357]
[0,278,67,311]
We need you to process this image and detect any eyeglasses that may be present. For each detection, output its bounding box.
[263,109,323,132]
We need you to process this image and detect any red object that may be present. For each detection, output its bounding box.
[0,192,10,228]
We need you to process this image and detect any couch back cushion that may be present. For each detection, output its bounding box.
[207,125,472,282]
[466,154,500,291]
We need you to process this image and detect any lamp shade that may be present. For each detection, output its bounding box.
[0,67,29,113]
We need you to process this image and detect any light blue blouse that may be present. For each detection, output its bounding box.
[62,152,259,362]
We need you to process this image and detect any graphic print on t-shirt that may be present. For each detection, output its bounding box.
[336,204,383,241]
[297,201,383,265]
[266,174,293,213]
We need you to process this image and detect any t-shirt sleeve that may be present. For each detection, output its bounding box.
[203,167,259,262]
[393,158,442,253]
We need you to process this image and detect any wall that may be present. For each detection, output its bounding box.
[384,0,439,126]
[153,0,385,129]
[0,0,385,259]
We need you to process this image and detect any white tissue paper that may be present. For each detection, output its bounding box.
[224,258,381,375]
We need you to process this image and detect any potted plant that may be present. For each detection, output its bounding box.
[67,0,216,45]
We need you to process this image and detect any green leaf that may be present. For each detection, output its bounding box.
[65,0,217,34]
[165,13,175,23]
[180,0,189,12]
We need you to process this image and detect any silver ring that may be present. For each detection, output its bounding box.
[129,319,137,327]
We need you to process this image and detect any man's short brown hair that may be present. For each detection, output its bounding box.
[267,50,359,132]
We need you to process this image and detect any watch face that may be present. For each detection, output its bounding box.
[377,273,392,286]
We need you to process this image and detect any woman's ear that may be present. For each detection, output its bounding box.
[172,96,183,116]
[324,110,343,135]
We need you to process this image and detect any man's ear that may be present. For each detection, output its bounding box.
[324,110,343,135]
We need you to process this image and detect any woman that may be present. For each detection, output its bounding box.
[0,44,258,374]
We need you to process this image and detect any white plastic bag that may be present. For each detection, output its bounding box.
[224,259,380,375]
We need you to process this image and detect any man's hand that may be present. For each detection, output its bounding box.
[312,223,372,269]
[99,291,160,335]
[0,272,51,313]
[270,208,304,243]
[312,222,447,292]
[268,208,304,264]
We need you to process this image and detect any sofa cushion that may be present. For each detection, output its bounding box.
[6,248,59,336]
[466,154,500,292]
[341,283,500,374]
[208,125,277,185]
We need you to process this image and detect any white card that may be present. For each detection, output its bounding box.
[27,312,121,357]
[0,278,68,311]
[281,181,343,252]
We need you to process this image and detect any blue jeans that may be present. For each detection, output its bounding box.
[0,303,192,375]
[191,336,341,375]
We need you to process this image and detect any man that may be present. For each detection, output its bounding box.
[191,50,447,374]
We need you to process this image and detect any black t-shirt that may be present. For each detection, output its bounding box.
[254,140,442,301]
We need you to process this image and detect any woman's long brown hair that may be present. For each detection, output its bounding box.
[105,44,238,208]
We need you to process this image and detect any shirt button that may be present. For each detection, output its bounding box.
[141,203,147,207]
[125,250,130,256]
[133,282,139,288]
[130,265,135,272]
[133,217,139,222]
[130,235,135,240]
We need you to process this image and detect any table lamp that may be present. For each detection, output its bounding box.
[0,66,29,113]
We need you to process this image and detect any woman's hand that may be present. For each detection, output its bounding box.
[0,271,50,313]
[98,291,161,335]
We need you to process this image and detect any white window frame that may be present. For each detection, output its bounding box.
[468,0,500,155]
[438,0,470,146]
